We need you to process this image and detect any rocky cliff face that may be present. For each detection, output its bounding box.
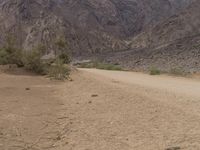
[0,0,193,57]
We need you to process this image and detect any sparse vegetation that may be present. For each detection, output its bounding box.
[96,63,122,70]
[169,67,186,76]
[58,53,71,64]
[193,43,200,49]
[24,49,71,79]
[0,48,9,65]
[78,61,122,71]
[48,59,70,80]
[0,35,23,67]
[55,37,70,56]
[55,38,67,51]
[149,67,161,75]
[79,62,94,68]
[149,66,188,76]
[23,49,47,75]
[0,36,71,80]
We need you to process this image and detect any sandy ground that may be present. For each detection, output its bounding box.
[1,68,200,150]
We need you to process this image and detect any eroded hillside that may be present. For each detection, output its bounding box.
[0,0,193,56]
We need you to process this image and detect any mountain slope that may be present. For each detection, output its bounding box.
[130,0,200,49]
[120,0,200,72]
[0,0,193,57]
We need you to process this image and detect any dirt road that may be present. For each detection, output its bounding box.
[81,69,200,98]
[1,68,200,150]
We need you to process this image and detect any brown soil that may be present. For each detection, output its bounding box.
[1,68,200,150]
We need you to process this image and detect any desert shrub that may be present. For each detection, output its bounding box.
[0,47,23,67]
[23,50,47,74]
[78,61,122,71]
[24,51,71,80]
[193,44,200,49]
[58,53,71,64]
[0,37,71,79]
[55,37,70,56]
[79,62,94,68]
[7,47,23,67]
[0,48,9,65]
[48,59,70,80]
[149,67,161,75]
[96,63,122,71]
[0,35,23,66]
[169,67,186,76]
[37,44,47,54]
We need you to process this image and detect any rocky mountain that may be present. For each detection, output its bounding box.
[0,0,199,72]
[0,0,194,57]
[117,0,200,72]
[130,0,199,49]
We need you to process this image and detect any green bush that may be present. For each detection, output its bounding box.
[8,48,23,67]
[0,35,71,79]
[0,48,9,65]
[55,38,67,50]
[48,59,70,80]
[0,34,23,66]
[24,51,71,80]
[149,67,161,75]
[23,50,47,74]
[0,47,23,67]
[58,53,71,64]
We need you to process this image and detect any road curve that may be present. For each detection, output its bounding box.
[79,68,200,98]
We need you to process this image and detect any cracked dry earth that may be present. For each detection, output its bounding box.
[1,68,200,150]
